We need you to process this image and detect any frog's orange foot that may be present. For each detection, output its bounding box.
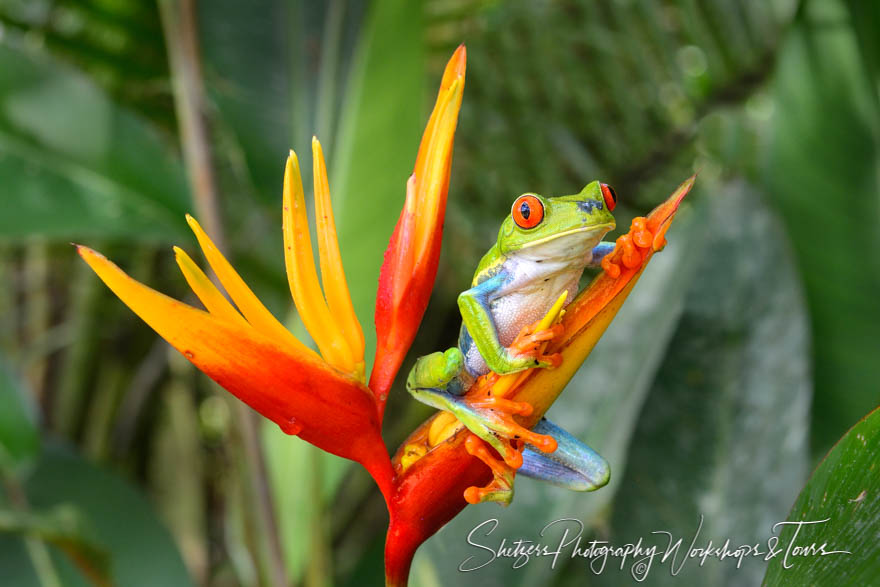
[458,392,557,466]
[509,321,565,366]
[470,371,501,395]
[601,254,621,278]
[464,434,517,505]
[602,216,658,278]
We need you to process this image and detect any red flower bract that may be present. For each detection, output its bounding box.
[371,46,466,416]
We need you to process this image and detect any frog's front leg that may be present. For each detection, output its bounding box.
[458,273,561,374]
[518,418,610,491]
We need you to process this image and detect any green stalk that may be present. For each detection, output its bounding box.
[23,241,49,403]
[305,448,330,587]
[53,258,102,440]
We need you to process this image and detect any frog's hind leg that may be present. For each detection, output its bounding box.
[519,418,610,491]
[406,347,473,410]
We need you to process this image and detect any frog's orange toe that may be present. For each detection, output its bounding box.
[632,217,653,249]
[464,434,516,505]
[543,352,563,368]
[615,235,639,269]
[603,215,662,276]
[510,320,565,356]
[469,395,533,417]
[601,255,621,278]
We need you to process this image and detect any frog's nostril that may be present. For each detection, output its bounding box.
[577,200,601,214]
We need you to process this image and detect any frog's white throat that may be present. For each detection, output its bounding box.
[510,224,611,265]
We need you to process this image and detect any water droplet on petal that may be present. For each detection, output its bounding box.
[184,350,194,359]
[279,417,302,436]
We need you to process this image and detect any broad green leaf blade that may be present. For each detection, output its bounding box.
[763,407,880,585]
[0,443,193,587]
[0,42,190,240]
[592,184,811,586]
[767,2,880,456]
[415,200,707,586]
[0,362,40,473]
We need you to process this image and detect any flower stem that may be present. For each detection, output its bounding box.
[157,1,288,585]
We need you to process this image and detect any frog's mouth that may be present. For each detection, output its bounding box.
[519,222,615,249]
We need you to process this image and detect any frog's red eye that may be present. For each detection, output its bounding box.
[600,183,617,212]
[512,195,544,229]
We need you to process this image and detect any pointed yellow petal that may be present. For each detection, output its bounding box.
[538,290,568,330]
[173,246,249,327]
[185,214,317,359]
[311,137,365,376]
[413,77,463,259]
[78,245,252,345]
[282,151,354,373]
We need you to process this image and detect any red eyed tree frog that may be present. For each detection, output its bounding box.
[406,181,618,503]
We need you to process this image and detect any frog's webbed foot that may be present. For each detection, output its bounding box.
[465,418,611,504]
[463,433,517,505]
[436,386,555,460]
[601,216,662,278]
[507,320,564,369]
[453,315,567,503]
[440,386,556,504]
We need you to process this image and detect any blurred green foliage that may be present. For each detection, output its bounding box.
[0,0,877,585]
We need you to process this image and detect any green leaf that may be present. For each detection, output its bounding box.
[414,197,707,585]
[0,361,40,473]
[591,184,811,586]
[766,2,880,456]
[763,407,880,585]
[0,443,193,587]
[0,41,190,240]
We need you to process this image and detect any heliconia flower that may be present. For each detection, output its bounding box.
[76,136,399,502]
[371,45,466,417]
[75,47,467,521]
[383,177,695,583]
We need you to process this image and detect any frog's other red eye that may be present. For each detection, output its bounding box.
[600,183,617,212]
[512,195,544,229]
